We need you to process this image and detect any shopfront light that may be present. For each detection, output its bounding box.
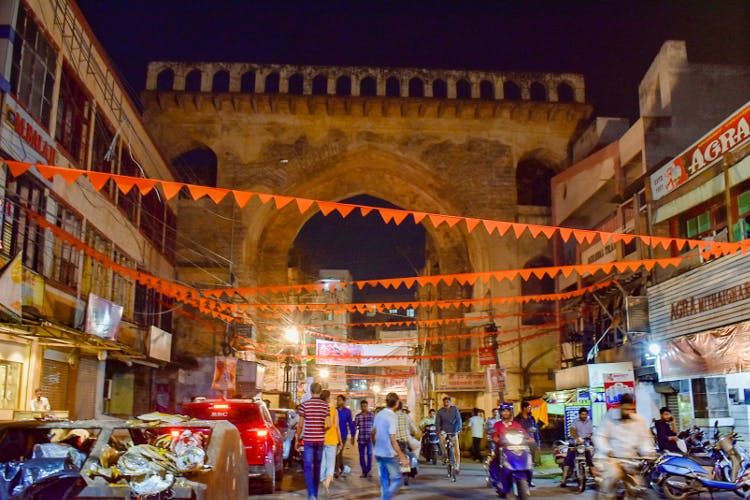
[319,368,330,379]
[284,326,300,343]
[648,342,661,356]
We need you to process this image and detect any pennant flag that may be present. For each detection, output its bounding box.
[86,172,111,191]
[232,190,253,207]
[0,253,23,317]
[4,161,32,177]
[295,198,315,213]
[160,181,184,199]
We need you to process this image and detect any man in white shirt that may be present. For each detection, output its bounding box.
[372,392,409,500]
[29,388,50,412]
[468,408,485,462]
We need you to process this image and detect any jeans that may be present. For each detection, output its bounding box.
[359,441,373,475]
[303,442,324,498]
[335,443,345,474]
[375,455,403,500]
[564,448,593,467]
[320,444,337,481]
[471,436,482,460]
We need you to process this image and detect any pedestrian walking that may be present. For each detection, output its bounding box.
[296,382,330,500]
[395,402,421,459]
[372,392,410,500]
[354,400,375,478]
[468,408,485,461]
[335,394,355,478]
[319,390,342,495]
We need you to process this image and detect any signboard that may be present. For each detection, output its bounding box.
[84,294,123,340]
[0,94,57,165]
[148,325,172,362]
[315,339,413,367]
[211,357,237,391]
[603,372,635,410]
[434,372,487,392]
[487,365,506,393]
[479,346,496,366]
[650,101,750,201]
[581,240,619,265]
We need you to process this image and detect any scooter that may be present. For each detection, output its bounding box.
[421,424,440,465]
[652,425,750,499]
[486,430,533,499]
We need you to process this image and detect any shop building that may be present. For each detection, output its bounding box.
[0,0,179,419]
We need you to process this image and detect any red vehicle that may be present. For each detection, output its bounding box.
[182,399,284,493]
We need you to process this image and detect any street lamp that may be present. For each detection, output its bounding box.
[283,325,301,403]
[284,326,300,343]
[319,368,330,379]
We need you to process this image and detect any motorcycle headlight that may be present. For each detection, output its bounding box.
[507,433,523,445]
[576,445,586,454]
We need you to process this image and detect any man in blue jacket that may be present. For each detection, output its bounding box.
[435,396,462,474]
[335,394,356,477]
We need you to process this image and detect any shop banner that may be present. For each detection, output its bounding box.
[148,325,172,362]
[435,372,487,392]
[603,372,635,410]
[211,357,237,391]
[84,293,123,340]
[659,322,750,380]
[0,94,57,165]
[650,101,750,200]
[315,339,413,367]
[479,346,496,365]
[487,365,506,393]
[0,252,22,316]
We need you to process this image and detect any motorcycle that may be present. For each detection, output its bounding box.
[652,424,750,499]
[486,430,533,499]
[594,456,657,500]
[554,437,595,492]
[398,441,419,485]
[421,424,440,465]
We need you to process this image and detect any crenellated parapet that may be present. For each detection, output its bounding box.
[145,62,585,104]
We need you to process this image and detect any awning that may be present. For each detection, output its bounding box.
[0,320,145,360]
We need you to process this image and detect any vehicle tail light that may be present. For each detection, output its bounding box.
[171,430,180,437]
[256,429,268,437]
[212,404,229,409]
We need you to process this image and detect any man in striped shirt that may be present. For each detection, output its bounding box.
[296,382,329,500]
[354,400,375,477]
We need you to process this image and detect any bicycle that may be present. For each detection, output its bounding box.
[443,432,458,482]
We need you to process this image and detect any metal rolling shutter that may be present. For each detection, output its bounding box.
[75,357,98,419]
[41,358,69,411]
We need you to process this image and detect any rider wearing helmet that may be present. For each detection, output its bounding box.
[492,402,529,442]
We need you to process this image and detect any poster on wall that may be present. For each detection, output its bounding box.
[211,357,237,391]
[603,372,635,410]
[316,339,413,367]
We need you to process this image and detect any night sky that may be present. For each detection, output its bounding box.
[74,0,750,290]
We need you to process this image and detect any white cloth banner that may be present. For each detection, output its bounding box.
[0,253,22,316]
[316,339,414,367]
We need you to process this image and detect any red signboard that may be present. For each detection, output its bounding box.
[479,346,496,366]
[603,372,635,411]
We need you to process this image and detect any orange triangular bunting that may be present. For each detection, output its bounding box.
[317,201,338,215]
[57,168,84,185]
[112,175,137,195]
[87,172,111,191]
[274,195,294,209]
[540,226,557,238]
[558,227,573,242]
[482,220,498,234]
[257,193,273,205]
[295,198,315,213]
[336,204,355,218]
[464,218,481,232]
[133,178,158,195]
[187,184,213,200]
[428,214,449,228]
[34,165,57,180]
[511,223,527,238]
[4,160,31,177]
[160,181,184,199]
[232,190,253,207]
[360,206,373,216]
[207,188,229,204]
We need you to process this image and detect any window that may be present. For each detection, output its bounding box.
[139,190,165,251]
[530,82,546,101]
[81,226,112,299]
[112,249,135,320]
[385,77,400,97]
[10,5,57,127]
[288,73,304,95]
[408,77,424,97]
[503,81,521,100]
[90,112,117,199]
[335,75,351,96]
[240,71,255,93]
[455,79,471,99]
[432,79,447,98]
[737,189,750,216]
[48,203,82,289]
[212,70,229,92]
[312,74,327,95]
[264,72,280,94]
[686,211,711,238]
[117,151,140,224]
[134,285,172,331]
[359,76,376,96]
[4,177,46,273]
[406,308,415,318]
[0,361,22,410]
[55,65,89,164]
[479,80,494,100]
[558,82,575,102]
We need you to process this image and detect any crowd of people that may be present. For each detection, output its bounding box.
[283,385,664,500]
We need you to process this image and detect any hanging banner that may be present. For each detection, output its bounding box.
[84,293,123,340]
[487,365,506,393]
[315,339,413,367]
[211,357,237,391]
[479,346,496,366]
[603,372,635,410]
[0,252,23,317]
[434,372,487,392]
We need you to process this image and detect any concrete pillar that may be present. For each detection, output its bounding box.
[520,84,531,101]
[173,71,186,91]
[145,64,158,91]
[327,76,335,95]
[303,75,313,95]
[47,53,63,137]
[94,353,107,418]
[470,79,480,99]
[255,72,265,93]
[400,79,408,97]
[575,85,585,103]
[495,78,504,99]
[376,78,386,96]
[279,73,289,94]
[229,67,242,92]
[447,79,457,99]
[425,80,433,98]
[548,81,559,102]
[351,75,360,96]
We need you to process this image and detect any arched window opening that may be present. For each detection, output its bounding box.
[335,75,351,96]
[479,80,494,100]
[359,76,376,96]
[455,79,471,99]
[557,82,575,102]
[516,158,555,206]
[408,77,424,97]
[432,79,447,98]
[185,69,202,92]
[288,73,304,95]
[171,146,218,187]
[156,68,174,91]
[312,74,328,95]
[530,81,546,102]
[503,81,521,100]
[385,76,401,97]
[265,72,280,94]
[521,256,555,325]
[212,70,229,92]
[240,71,256,93]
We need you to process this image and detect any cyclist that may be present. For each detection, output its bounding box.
[435,396,462,475]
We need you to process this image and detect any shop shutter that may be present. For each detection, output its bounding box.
[75,357,98,419]
[41,359,69,412]
[665,393,680,426]
[132,368,151,416]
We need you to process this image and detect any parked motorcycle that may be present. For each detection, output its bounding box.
[421,424,440,465]
[486,430,533,499]
[652,424,750,499]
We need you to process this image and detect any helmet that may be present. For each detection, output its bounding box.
[500,402,513,412]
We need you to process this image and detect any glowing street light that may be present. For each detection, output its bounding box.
[284,326,300,343]
[648,342,661,356]
[372,384,381,394]
[319,368,330,379]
